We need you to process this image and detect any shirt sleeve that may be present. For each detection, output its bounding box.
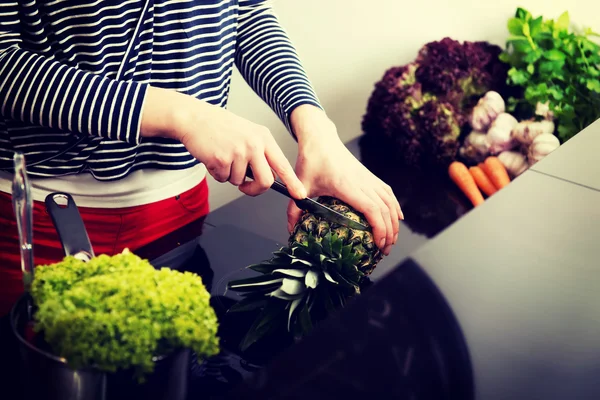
[0,2,147,145]
[235,0,324,136]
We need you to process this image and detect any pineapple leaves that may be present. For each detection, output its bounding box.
[331,234,343,256]
[318,283,338,314]
[337,290,347,307]
[239,300,287,352]
[307,237,323,257]
[298,301,313,334]
[291,259,312,267]
[290,246,313,261]
[227,295,268,313]
[287,297,303,331]
[321,232,333,256]
[248,262,278,274]
[272,268,308,278]
[268,289,305,301]
[323,270,338,285]
[280,278,305,295]
[341,244,352,259]
[304,269,320,289]
[227,276,284,291]
[272,249,294,259]
[229,198,383,351]
[326,266,359,291]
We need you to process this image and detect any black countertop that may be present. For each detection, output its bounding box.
[142,119,600,399]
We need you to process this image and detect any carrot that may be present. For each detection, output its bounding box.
[448,161,485,207]
[482,156,511,189]
[469,166,497,197]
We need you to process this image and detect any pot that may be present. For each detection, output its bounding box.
[9,192,191,400]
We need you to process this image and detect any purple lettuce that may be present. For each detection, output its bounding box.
[362,37,510,172]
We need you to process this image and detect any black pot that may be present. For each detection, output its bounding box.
[9,192,191,400]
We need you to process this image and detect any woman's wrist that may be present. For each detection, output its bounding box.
[290,104,341,147]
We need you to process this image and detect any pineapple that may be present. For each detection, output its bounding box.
[227,196,383,351]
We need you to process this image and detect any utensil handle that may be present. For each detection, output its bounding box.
[11,153,34,290]
[45,193,95,261]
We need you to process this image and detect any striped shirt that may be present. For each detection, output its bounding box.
[0,0,322,181]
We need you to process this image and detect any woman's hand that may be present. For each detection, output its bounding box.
[140,86,306,199]
[288,105,403,255]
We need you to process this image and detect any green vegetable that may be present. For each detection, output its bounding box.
[31,250,220,381]
[500,7,600,141]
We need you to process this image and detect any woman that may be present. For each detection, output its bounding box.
[0,0,401,352]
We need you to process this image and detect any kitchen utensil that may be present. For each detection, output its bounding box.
[11,152,34,294]
[44,192,95,261]
[10,192,190,400]
[245,167,369,231]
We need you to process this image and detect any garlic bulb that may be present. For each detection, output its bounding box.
[527,133,560,165]
[535,101,554,120]
[469,91,506,131]
[487,113,518,154]
[492,113,519,130]
[459,131,491,163]
[498,151,528,177]
[512,119,555,145]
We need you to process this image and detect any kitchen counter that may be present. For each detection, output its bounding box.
[142,118,600,399]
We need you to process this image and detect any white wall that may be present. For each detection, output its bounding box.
[209,0,600,210]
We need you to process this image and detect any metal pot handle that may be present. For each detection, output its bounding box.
[44,192,95,262]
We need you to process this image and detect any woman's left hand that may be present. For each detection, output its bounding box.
[288,105,403,256]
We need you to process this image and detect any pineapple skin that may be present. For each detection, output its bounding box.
[289,196,383,277]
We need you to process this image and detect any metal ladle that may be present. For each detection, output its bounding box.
[11,152,34,316]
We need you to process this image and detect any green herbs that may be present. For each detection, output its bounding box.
[499,7,600,141]
[31,250,220,380]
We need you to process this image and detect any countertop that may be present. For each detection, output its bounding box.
[143,119,600,399]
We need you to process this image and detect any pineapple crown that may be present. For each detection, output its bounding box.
[227,231,371,351]
[227,196,384,351]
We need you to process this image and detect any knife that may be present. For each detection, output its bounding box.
[245,167,369,231]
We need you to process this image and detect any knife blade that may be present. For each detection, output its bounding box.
[245,167,369,231]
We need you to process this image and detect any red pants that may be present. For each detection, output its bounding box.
[0,179,209,316]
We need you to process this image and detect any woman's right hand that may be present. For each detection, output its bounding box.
[140,86,307,199]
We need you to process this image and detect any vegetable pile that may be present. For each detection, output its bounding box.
[449,157,511,208]
[499,8,600,142]
[452,88,561,206]
[459,89,560,175]
[361,37,513,171]
[362,8,598,181]
[31,250,220,380]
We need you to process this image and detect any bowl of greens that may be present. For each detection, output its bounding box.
[10,193,220,400]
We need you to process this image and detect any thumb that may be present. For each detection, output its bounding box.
[286,199,303,234]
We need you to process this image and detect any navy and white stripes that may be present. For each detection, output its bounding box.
[0,0,322,180]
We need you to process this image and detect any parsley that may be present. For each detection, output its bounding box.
[499,7,600,142]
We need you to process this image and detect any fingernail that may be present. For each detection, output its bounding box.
[384,244,392,255]
[298,187,308,199]
[399,210,405,220]
[393,233,398,243]
[379,238,386,249]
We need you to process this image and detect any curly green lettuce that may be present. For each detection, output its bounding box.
[31,250,220,380]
